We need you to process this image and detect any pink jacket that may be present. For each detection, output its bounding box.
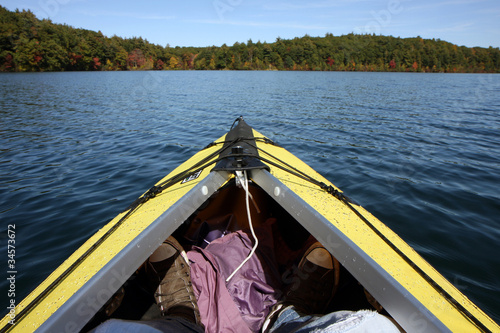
[187,221,282,333]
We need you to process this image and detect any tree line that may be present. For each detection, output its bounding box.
[1,6,499,73]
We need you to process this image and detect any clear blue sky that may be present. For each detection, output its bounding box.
[2,0,499,48]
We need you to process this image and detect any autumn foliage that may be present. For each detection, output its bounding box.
[1,6,499,73]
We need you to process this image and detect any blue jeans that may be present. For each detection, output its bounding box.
[91,307,400,333]
[269,306,401,333]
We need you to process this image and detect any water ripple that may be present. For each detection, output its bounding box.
[0,71,499,322]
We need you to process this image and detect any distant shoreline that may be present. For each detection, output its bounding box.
[0,69,500,75]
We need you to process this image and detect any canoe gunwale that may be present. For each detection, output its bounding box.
[34,171,231,333]
[250,168,451,333]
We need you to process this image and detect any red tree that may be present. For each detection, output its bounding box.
[127,49,145,69]
[93,57,101,70]
[156,59,164,70]
[69,53,82,65]
[3,54,14,70]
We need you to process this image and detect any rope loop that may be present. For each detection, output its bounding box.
[320,183,343,200]
[144,185,162,200]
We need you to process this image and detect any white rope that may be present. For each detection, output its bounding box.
[226,170,259,282]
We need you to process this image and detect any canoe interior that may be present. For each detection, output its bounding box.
[81,178,390,332]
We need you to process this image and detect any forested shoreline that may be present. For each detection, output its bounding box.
[1,6,499,73]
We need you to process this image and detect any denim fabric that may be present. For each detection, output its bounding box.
[91,308,400,333]
[269,306,401,333]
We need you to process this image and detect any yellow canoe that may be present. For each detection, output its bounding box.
[1,118,498,333]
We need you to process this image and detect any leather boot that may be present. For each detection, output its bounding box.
[262,242,339,332]
[145,236,204,328]
[284,241,340,314]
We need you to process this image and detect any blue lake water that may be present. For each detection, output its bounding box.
[1,71,499,324]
